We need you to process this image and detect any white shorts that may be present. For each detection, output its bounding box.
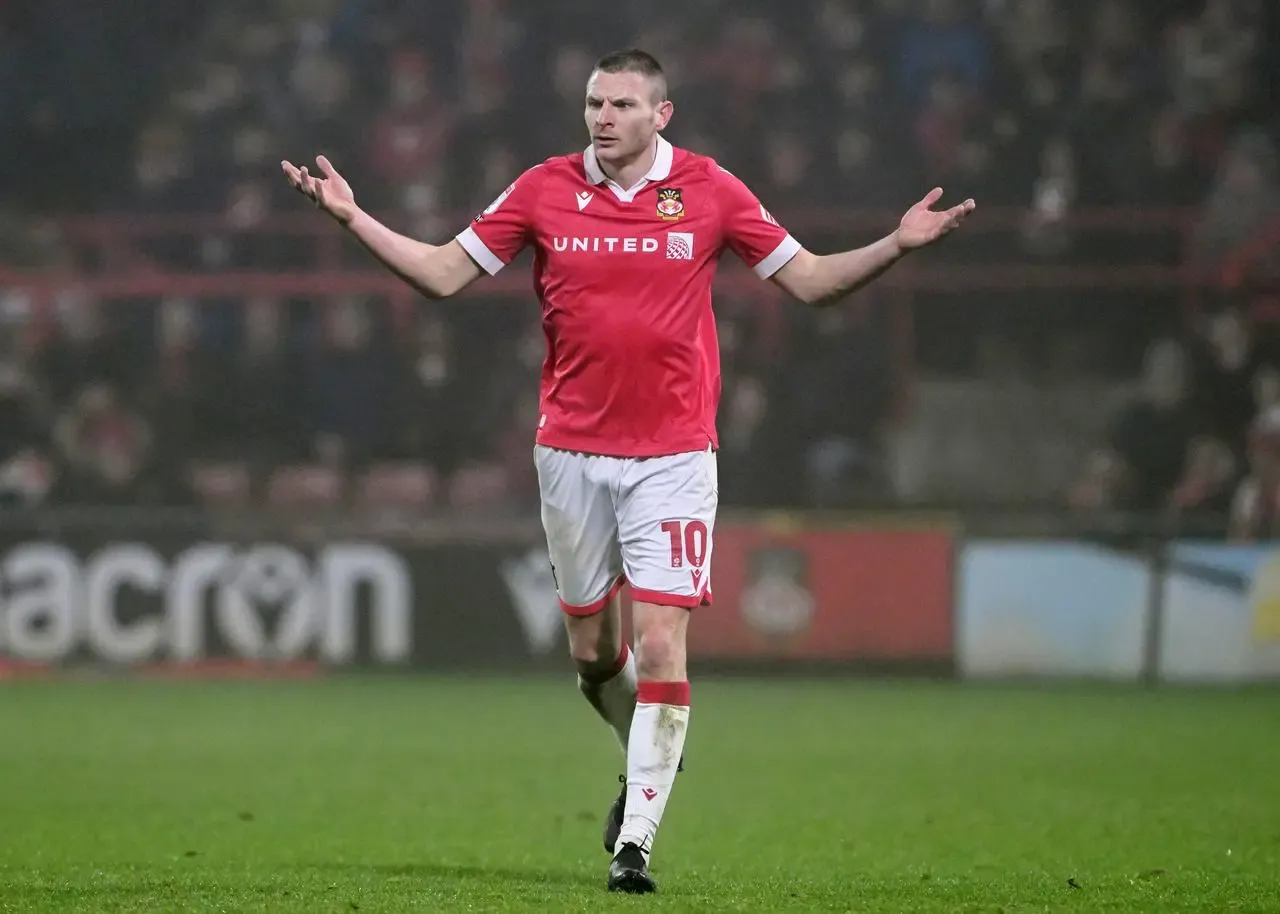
[534,444,718,615]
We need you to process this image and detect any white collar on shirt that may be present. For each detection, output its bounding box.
[582,135,674,201]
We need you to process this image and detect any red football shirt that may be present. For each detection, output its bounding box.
[456,135,800,458]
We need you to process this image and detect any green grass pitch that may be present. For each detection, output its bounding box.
[1,676,1278,912]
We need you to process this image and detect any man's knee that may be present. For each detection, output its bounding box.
[633,603,689,680]
[564,602,623,677]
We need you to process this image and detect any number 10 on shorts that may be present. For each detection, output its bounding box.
[655,519,716,599]
[660,519,710,595]
[660,520,709,569]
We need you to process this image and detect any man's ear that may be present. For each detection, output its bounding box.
[656,99,674,131]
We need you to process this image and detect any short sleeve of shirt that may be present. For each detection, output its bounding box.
[714,166,802,279]
[455,165,545,275]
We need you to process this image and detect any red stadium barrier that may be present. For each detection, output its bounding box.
[1221,213,1280,289]
[683,519,955,664]
[7,205,1202,280]
[6,205,1273,422]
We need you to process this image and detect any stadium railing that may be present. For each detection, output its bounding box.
[0,205,1223,404]
[1,204,1202,287]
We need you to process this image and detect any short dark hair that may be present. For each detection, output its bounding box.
[592,48,667,101]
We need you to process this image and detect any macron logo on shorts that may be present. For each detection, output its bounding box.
[666,232,694,260]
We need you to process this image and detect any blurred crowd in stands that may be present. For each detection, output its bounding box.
[0,0,1277,523]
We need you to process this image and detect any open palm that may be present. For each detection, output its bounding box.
[280,155,358,225]
[895,188,976,250]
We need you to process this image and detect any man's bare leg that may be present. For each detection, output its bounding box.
[608,600,692,893]
[564,588,636,754]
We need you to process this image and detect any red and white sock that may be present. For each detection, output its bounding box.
[577,644,637,755]
[616,680,691,858]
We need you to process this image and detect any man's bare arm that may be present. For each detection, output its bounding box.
[771,188,975,307]
[771,236,905,306]
[282,156,482,300]
[343,211,482,299]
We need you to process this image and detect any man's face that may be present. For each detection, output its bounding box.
[584,69,671,168]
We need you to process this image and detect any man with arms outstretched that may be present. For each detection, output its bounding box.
[282,48,975,894]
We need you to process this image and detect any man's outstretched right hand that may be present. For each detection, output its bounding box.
[281,155,358,225]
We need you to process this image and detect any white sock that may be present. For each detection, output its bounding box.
[615,680,691,859]
[577,644,637,755]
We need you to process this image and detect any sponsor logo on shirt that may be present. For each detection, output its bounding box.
[549,234,696,260]
[552,236,661,253]
[666,232,694,260]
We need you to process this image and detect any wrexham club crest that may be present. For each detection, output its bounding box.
[656,187,684,221]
